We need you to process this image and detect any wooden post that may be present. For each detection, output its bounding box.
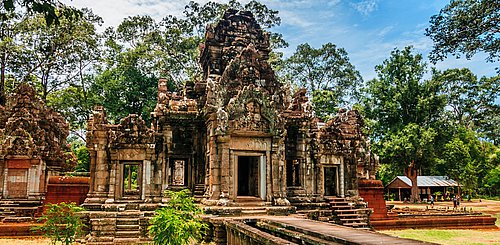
[398,188,401,201]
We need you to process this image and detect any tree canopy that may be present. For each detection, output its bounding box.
[426,0,500,64]
[281,43,362,119]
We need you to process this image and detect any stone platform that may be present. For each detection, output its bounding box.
[371,214,498,230]
[210,216,433,244]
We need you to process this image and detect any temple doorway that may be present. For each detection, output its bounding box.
[122,162,141,198]
[324,166,338,196]
[237,156,259,197]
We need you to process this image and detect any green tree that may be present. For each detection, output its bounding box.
[426,0,500,64]
[1,0,81,26]
[94,1,285,122]
[33,202,86,245]
[364,47,446,202]
[11,8,101,101]
[0,11,19,105]
[149,190,208,245]
[432,68,500,143]
[282,43,362,119]
[437,127,483,194]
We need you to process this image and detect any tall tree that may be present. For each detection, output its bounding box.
[432,68,500,144]
[0,11,19,105]
[426,0,500,64]
[1,0,81,26]
[93,1,286,122]
[10,8,102,101]
[364,46,446,202]
[282,43,362,119]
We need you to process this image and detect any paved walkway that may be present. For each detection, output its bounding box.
[266,217,434,245]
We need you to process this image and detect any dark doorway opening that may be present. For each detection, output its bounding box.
[286,159,301,186]
[324,166,338,196]
[238,156,259,197]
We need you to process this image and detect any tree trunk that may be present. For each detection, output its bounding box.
[405,160,420,203]
[0,26,5,106]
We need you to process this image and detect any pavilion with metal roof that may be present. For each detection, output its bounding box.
[385,176,459,201]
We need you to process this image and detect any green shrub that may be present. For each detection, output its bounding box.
[148,189,208,245]
[32,202,86,245]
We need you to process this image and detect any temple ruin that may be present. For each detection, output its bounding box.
[0,83,70,218]
[82,9,379,243]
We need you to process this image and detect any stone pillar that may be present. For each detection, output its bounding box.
[219,136,230,201]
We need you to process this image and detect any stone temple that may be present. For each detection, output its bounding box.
[83,9,380,243]
[0,83,70,217]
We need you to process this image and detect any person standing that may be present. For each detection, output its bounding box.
[453,196,457,210]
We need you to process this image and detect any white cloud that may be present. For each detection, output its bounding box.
[350,0,378,16]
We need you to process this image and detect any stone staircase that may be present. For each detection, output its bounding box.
[237,196,269,216]
[0,199,42,223]
[85,201,157,244]
[287,187,332,221]
[193,184,205,200]
[327,197,370,229]
[114,211,141,243]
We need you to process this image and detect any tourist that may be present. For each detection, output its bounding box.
[452,196,457,210]
[457,195,460,207]
[430,195,434,208]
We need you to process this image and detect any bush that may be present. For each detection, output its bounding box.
[32,202,86,245]
[148,189,208,245]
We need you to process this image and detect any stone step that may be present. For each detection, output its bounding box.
[340,217,366,222]
[334,209,359,214]
[325,197,346,202]
[337,213,360,217]
[113,238,141,244]
[343,222,368,227]
[117,211,141,218]
[236,201,270,207]
[330,205,352,210]
[241,209,267,215]
[116,224,140,231]
[116,218,139,226]
[329,201,350,206]
[115,230,141,238]
[2,216,33,223]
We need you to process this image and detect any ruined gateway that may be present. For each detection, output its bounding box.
[84,10,379,243]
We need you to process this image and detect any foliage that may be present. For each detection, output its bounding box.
[148,189,208,245]
[32,202,86,245]
[363,47,447,201]
[12,8,102,101]
[426,0,500,64]
[1,0,82,26]
[483,152,500,196]
[281,42,362,119]
[74,145,90,172]
[432,68,500,144]
[364,47,445,167]
[376,163,398,186]
[92,1,285,123]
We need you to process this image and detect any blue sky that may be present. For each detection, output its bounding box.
[62,0,498,81]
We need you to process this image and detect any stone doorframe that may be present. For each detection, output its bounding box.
[319,155,345,197]
[231,151,267,201]
[117,161,143,200]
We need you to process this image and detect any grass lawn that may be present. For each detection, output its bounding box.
[381,229,500,245]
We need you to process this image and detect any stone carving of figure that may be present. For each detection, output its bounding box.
[216,107,228,134]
